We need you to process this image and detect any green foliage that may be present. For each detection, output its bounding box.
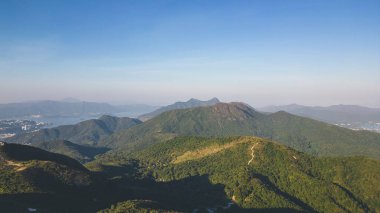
[7,115,141,146]
[93,136,380,212]
[35,140,110,163]
[99,200,177,213]
[0,142,86,171]
[0,143,92,194]
[1,136,380,212]
[0,164,36,193]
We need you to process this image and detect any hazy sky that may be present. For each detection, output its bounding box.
[1,0,379,107]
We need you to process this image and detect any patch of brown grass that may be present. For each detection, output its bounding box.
[172,136,263,164]
[6,161,28,172]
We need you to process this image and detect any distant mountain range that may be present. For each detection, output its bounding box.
[138,97,220,121]
[0,100,158,119]
[259,104,380,123]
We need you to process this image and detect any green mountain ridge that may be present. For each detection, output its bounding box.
[90,136,380,212]
[35,140,110,163]
[138,97,220,121]
[6,115,141,146]
[101,102,380,159]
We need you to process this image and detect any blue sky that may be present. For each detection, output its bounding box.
[1,0,379,107]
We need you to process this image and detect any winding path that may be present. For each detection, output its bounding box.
[247,143,258,165]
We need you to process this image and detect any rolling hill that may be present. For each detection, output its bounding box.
[6,115,142,146]
[0,142,133,213]
[138,97,220,121]
[100,102,380,159]
[90,136,380,212]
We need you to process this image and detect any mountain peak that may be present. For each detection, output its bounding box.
[210,102,257,119]
[61,97,82,103]
[213,102,254,110]
[187,98,199,102]
[186,97,220,104]
[138,98,221,121]
[209,97,220,102]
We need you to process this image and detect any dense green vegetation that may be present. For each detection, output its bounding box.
[101,103,380,159]
[0,142,130,212]
[0,142,96,212]
[6,115,141,146]
[92,136,380,212]
[35,140,110,163]
[0,142,86,170]
[99,200,177,213]
[1,135,380,212]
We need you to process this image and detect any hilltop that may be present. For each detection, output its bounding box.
[138,98,220,121]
